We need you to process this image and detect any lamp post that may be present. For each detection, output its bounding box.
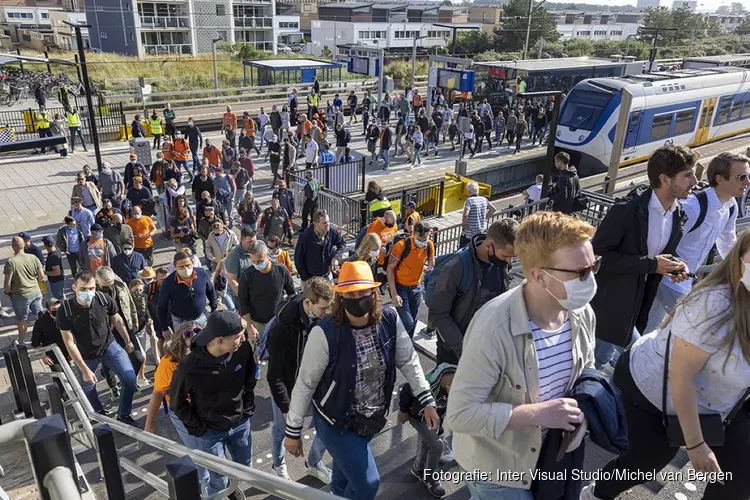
[523,0,547,60]
[212,37,222,89]
[64,20,102,172]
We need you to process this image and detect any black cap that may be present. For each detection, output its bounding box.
[90,223,103,232]
[17,232,31,241]
[42,235,55,246]
[193,310,244,346]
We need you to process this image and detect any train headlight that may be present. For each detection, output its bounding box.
[556,130,562,137]
[578,135,586,141]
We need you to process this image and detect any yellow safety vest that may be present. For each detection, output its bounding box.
[66,111,81,128]
[149,116,163,134]
[35,111,50,128]
[310,94,319,107]
[369,197,391,214]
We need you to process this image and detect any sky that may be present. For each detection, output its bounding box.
[546,0,736,11]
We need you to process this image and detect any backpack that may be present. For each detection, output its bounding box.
[215,187,231,203]
[688,186,735,234]
[386,235,434,271]
[423,247,475,309]
[62,292,110,331]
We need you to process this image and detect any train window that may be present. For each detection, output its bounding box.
[674,109,696,135]
[731,101,743,121]
[650,114,673,141]
[743,100,750,118]
[716,97,732,125]
[559,90,613,131]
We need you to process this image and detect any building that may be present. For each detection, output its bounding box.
[277,0,322,36]
[672,0,697,12]
[636,0,660,8]
[468,5,502,35]
[703,13,745,33]
[48,10,89,50]
[275,14,302,46]
[557,22,639,41]
[0,4,61,47]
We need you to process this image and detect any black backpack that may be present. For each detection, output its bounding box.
[386,234,434,271]
[62,292,111,332]
[688,185,735,234]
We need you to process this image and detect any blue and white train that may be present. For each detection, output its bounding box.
[555,67,750,175]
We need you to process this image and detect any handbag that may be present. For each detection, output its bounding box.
[346,409,387,438]
[661,330,750,447]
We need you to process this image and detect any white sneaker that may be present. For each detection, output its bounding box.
[273,464,291,481]
[0,309,11,319]
[579,483,601,500]
[305,460,332,485]
[439,439,454,464]
[136,379,151,390]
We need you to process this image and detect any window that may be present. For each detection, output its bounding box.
[559,90,613,131]
[216,4,225,16]
[303,4,311,12]
[716,96,732,125]
[594,30,606,35]
[217,30,227,41]
[41,12,48,19]
[358,30,369,38]
[650,114,673,140]
[674,109,696,135]
[730,100,743,121]
[577,30,590,36]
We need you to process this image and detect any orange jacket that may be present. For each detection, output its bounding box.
[223,112,237,130]
[161,141,173,161]
[173,138,189,161]
[203,145,222,166]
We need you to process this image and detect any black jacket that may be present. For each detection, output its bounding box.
[192,176,215,203]
[381,127,392,150]
[270,111,282,131]
[590,186,686,346]
[571,368,629,454]
[293,227,346,281]
[335,127,350,147]
[170,341,256,436]
[31,311,70,361]
[266,295,313,414]
[550,167,581,215]
[131,120,146,138]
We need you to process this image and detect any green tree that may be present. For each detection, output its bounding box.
[494,0,560,54]
[451,30,495,55]
[563,38,594,57]
[640,6,707,45]
[320,45,333,60]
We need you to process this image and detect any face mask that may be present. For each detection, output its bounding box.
[369,249,380,259]
[178,267,193,277]
[92,232,102,240]
[253,260,268,271]
[741,262,750,291]
[143,278,154,285]
[123,248,133,256]
[114,223,122,229]
[100,285,112,294]
[77,290,95,304]
[342,294,374,318]
[134,214,142,219]
[130,160,136,165]
[385,221,395,228]
[543,271,598,311]
[270,255,279,262]
[414,238,427,248]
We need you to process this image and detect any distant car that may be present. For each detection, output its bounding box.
[278,43,293,54]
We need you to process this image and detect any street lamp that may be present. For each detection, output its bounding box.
[523,0,547,60]
[212,37,222,89]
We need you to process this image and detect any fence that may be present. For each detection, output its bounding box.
[287,172,365,238]
[0,96,125,144]
[363,179,447,227]
[432,189,616,256]
[303,158,367,196]
[2,343,340,500]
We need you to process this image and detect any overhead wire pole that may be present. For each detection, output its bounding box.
[64,21,102,173]
[212,37,222,89]
[640,27,677,73]
[523,0,547,60]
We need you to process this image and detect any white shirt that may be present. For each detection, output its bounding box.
[305,141,319,163]
[664,187,737,294]
[526,183,542,203]
[646,191,677,258]
[443,108,453,124]
[258,113,269,127]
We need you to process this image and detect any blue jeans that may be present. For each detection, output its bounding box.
[69,126,86,150]
[171,312,207,333]
[221,290,236,313]
[379,148,390,168]
[48,280,65,300]
[466,479,534,500]
[412,146,422,166]
[168,410,210,489]
[174,159,188,180]
[644,281,684,335]
[189,143,200,174]
[395,284,422,338]
[193,417,253,495]
[594,327,640,370]
[80,341,136,419]
[313,413,379,500]
[222,199,234,228]
[11,292,43,321]
[271,400,326,469]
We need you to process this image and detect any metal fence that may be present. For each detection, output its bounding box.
[432,189,617,256]
[303,158,367,196]
[365,179,447,226]
[3,343,340,500]
[287,172,365,238]
[0,96,125,144]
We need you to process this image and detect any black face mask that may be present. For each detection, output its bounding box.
[342,294,374,318]
[100,286,112,295]
[384,222,394,228]
[487,243,509,268]
[114,223,122,229]
[49,311,57,319]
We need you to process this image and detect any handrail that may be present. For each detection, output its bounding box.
[44,466,81,500]
[29,345,341,500]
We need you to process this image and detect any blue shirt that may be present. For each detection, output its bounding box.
[333,98,343,108]
[66,226,81,253]
[71,207,95,237]
[319,150,335,166]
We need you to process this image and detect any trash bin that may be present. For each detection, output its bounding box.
[130,137,152,167]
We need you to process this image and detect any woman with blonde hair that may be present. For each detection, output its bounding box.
[344,233,381,281]
[582,230,750,500]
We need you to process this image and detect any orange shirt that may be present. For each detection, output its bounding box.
[127,215,156,249]
[154,356,179,405]
[161,141,173,161]
[366,218,398,265]
[301,120,312,136]
[173,138,189,161]
[244,117,256,137]
[87,238,107,272]
[223,112,237,130]
[390,236,435,287]
[273,249,294,275]
[203,145,222,167]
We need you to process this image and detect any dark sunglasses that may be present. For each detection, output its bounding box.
[542,256,602,281]
[183,327,201,338]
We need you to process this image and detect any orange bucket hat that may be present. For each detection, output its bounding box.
[331,261,381,293]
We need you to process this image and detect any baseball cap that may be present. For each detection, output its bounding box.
[45,297,60,309]
[42,235,55,246]
[193,310,244,346]
[90,223,103,232]
[129,153,137,159]
[406,201,417,209]
[17,232,31,241]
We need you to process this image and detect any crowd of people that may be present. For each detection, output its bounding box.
[6,77,750,500]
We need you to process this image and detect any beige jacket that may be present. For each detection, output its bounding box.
[72,182,102,209]
[445,283,596,489]
[205,229,239,263]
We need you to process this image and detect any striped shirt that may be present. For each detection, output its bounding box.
[530,318,573,405]
[462,195,489,238]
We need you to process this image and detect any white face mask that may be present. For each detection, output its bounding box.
[741,262,750,292]
[369,249,380,259]
[543,270,598,311]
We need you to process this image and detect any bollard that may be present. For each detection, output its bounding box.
[23,414,80,500]
[3,351,23,415]
[455,159,467,176]
[165,456,203,500]
[46,383,66,423]
[9,349,32,417]
[94,425,126,500]
[16,344,45,419]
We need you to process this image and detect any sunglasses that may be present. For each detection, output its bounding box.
[542,256,602,281]
[183,327,201,338]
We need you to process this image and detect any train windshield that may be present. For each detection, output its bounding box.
[559,90,614,131]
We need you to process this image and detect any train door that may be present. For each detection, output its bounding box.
[623,111,641,151]
[694,97,717,145]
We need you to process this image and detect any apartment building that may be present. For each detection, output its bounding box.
[0,4,60,46]
[468,5,502,35]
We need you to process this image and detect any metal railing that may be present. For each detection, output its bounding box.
[139,15,191,28]
[303,158,367,196]
[287,172,365,238]
[4,343,341,500]
[234,17,273,28]
[143,44,193,56]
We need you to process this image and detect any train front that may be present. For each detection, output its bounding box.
[554,80,623,177]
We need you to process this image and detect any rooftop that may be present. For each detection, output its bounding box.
[319,2,372,9]
[242,58,343,70]
[683,53,750,63]
[477,57,635,72]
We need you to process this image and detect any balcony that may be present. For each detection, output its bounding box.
[234,17,272,29]
[139,15,190,29]
[143,43,193,55]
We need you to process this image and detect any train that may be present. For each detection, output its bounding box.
[554,67,750,176]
